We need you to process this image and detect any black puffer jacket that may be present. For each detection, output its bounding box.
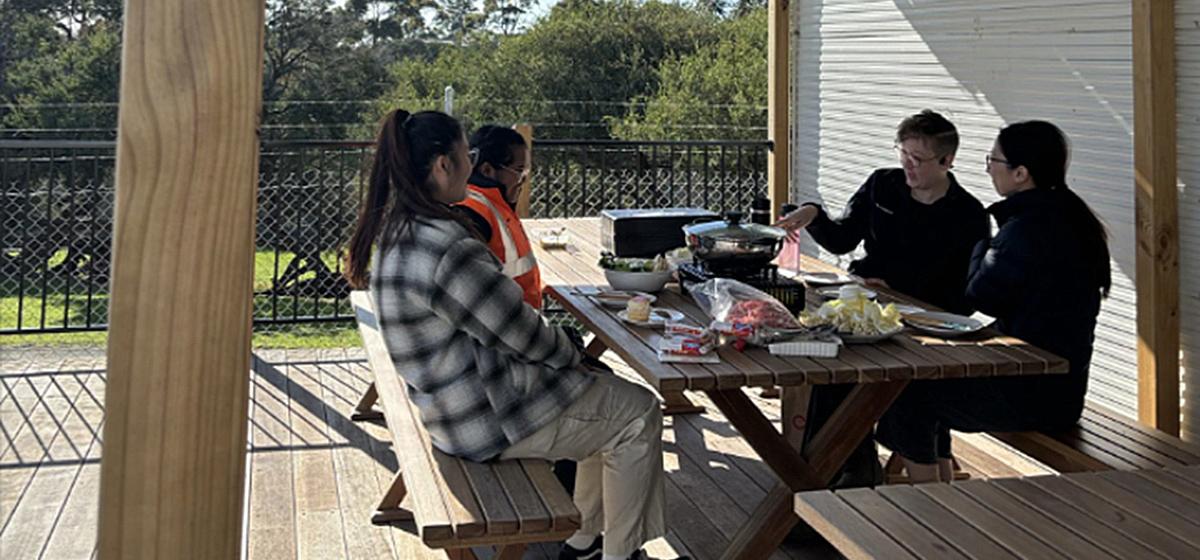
[806,168,989,314]
[966,186,1107,425]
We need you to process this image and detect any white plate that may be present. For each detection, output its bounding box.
[617,308,685,328]
[838,326,904,344]
[903,311,985,338]
[818,286,877,300]
[798,272,856,286]
[594,291,656,309]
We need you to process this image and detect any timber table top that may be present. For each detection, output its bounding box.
[528,217,1068,392]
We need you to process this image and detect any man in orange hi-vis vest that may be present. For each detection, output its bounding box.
[455,125,543,309]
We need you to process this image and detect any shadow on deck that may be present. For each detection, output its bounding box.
[0,348,1052,559]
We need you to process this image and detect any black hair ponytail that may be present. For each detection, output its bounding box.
[345,109,477,288]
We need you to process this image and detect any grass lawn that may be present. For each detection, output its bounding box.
[2,250,360,348]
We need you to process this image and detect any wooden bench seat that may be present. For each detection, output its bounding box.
[796,466,1200,559]
[351,291,580,558]
[990,401,1200,473]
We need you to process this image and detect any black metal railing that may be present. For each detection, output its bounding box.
[1,138,769,334]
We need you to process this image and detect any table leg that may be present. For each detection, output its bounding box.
[708,381,908,560]
[718,484,798,560]
[780,385,812,450]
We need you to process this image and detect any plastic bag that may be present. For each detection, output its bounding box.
[688,278,805,345]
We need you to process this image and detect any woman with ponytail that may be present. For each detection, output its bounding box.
[876,121,1111,483]
[345,110,676,560]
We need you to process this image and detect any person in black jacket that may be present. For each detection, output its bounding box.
[776,110,989,488]
[777,110,989,314]
[875,120,1111,483]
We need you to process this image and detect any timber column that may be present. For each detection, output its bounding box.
[99,0,266,557]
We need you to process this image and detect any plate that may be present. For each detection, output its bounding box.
[838,326,904,344]
[617,308,685,328]
[818,286,877,300]
[903,311,985,338]
[594,291,656,309]
[891,304,926,315]
[798,272,856,286]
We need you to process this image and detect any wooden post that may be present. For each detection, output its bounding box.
[98,0,266,557]
[767,0,790,220]
[514,123,534,219]
[1133,0,1180,435]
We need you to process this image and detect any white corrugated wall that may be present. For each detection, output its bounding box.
[789,0,1142,418]
[1178,1,1199,442]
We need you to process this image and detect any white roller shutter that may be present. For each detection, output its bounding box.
[1178,1,1200,442]
[790,0,1139,418]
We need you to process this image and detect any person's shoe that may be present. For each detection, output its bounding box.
[558,536,602,560]
[831,454,885,489]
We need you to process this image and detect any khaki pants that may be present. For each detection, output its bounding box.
[499,372,665,556]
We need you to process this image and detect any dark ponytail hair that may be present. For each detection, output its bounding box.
[345,109,476,288]
[997,120,1112,297]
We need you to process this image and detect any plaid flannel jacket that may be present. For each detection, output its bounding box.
[370,217,594,461]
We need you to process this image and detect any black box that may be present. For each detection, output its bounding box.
[600,208,720,258]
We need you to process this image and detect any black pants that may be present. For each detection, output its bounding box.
[803,384,952,486]
[875,377,1082,464]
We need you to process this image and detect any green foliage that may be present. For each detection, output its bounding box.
[1,10,121,133]
[612,7,767,140]
[3,0,770,142]
[261,0,393,139]
[377,0,721,138]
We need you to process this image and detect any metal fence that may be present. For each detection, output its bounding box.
[0,138,769,334]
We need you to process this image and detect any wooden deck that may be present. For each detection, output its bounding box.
[1,347,1052,559]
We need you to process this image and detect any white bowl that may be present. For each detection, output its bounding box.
[603,269,673,293]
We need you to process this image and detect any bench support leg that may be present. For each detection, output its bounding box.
[447,548,479,560]
[584,337,608,358]
[371,472,413,525]
[351,382,384,421]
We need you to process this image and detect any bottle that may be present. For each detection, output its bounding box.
[776,202,802,273]
[750,195,771,225]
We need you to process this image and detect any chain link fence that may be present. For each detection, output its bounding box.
[1,138,769,338]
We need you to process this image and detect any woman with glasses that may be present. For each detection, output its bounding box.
[346,110,679,560]
[455,124,543,308]
[876,120,1111,483]
[774,109,990,488]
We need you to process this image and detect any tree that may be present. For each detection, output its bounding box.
[484,0,534,36]
[348,0,442,56]
[1,10,121,136]
[377,0,720,138]
[435,0,487,45]
[612,8,767,141]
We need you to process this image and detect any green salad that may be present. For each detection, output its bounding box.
[598,252,667,272]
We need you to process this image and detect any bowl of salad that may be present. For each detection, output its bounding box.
[599,253,673,293]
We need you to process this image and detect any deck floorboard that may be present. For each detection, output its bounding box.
[0,347,1054,559]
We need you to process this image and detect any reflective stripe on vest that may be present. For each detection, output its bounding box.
[464,189,537,278]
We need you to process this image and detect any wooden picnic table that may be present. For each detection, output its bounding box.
[795,465,1200,559]
[528,217,1070,560]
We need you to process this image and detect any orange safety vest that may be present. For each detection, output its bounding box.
[458,184,543,309]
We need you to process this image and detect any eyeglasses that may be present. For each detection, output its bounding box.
[497,163,530,182]
[893,144,942,166]
[985,154,1011,168]
[468,148,480,167]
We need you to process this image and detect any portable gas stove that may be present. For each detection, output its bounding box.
[677,260,807,313]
